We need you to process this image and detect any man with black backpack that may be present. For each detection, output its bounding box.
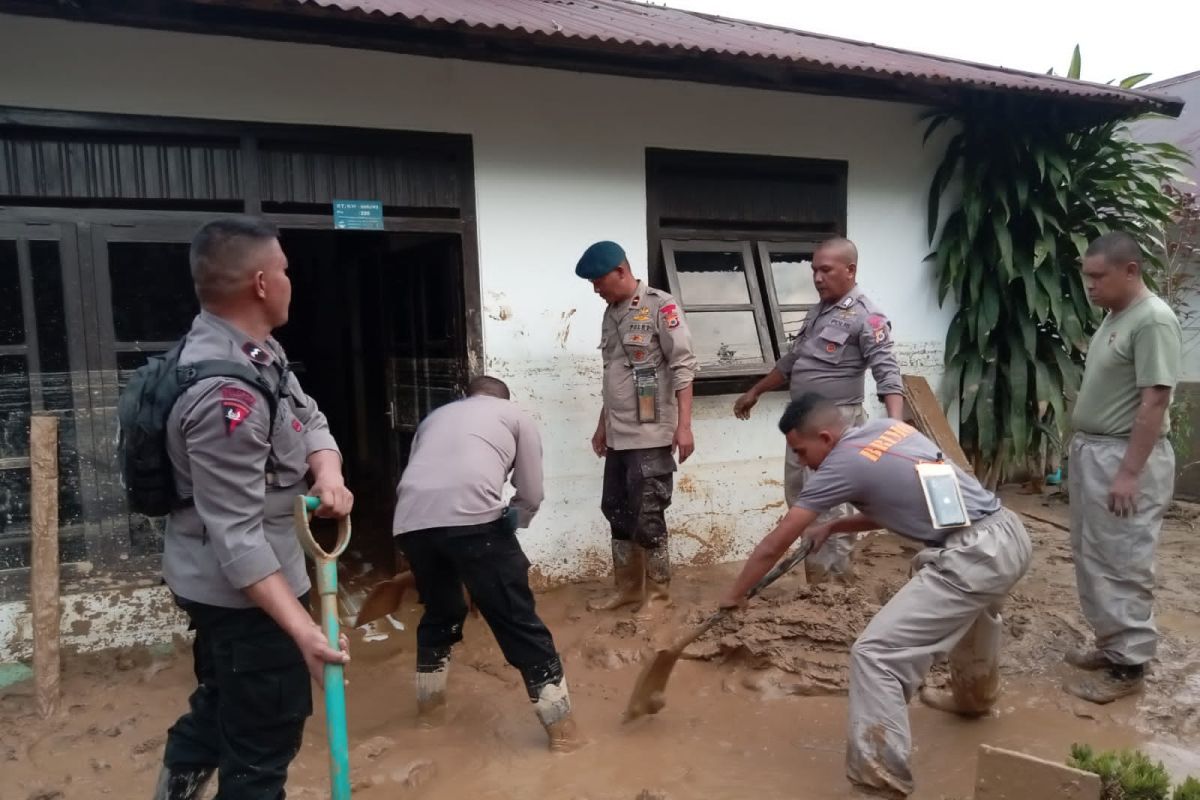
[128,217,352,800]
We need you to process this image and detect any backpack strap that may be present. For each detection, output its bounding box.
[177,359,280,433]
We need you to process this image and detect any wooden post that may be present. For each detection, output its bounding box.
[30,413,60,718]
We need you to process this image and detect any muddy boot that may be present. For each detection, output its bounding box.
[635,545,671,620]
[1064,664,1145,704]
[416,645,451,727]
[918,686,992,717]
[919,608,1001,716]
[1064,647,1110,671]
[152,765,214,800]
[532,678,586,753]
[587,540,644,612]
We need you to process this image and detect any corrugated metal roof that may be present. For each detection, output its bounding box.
[291,0,1181,113]
[1132,71,1200,185]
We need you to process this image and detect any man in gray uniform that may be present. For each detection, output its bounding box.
[576,241,698,616]
[1065,232,1182,704]
[734,238,904,583]
[720,393,1032,797]
[392,376,582,752]
[155,218,353,800]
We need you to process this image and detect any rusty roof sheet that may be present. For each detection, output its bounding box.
[290,0,1181,114]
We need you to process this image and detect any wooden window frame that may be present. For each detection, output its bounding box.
[661,239,776,378]
[645,148,847,393]
[757,240,824,353]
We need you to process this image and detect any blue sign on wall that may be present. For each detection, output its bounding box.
[332,199,384,230]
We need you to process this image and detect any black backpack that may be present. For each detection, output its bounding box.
[117,338,278,517]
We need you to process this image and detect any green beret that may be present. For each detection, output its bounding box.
[575,241,626,280]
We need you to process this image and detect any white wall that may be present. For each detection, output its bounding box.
[0,15,953,655]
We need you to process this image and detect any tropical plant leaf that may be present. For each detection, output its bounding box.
[1068,44,1081,79]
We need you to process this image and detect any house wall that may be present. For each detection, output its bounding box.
[0,15,952,659]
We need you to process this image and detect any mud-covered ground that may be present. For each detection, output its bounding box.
[4,488,1200,799]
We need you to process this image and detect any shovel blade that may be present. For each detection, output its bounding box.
[354,571,415,627]
[623,648,684,721]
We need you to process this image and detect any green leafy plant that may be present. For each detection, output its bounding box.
[1146,185,1200,463]
[1069,743,1172,800]
[926,47,1191,487]
[1174,777,1200,800]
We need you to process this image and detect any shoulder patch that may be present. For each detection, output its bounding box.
[866,314,886,330]
[221,397,253,436]
[838,295,855,309]
[660,302,681,329]
[220,385,258,407]
[241,341,271,365]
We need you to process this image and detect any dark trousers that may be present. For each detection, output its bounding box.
[163,596,312,800]
[398,521,561,698]
[601,446,675,548]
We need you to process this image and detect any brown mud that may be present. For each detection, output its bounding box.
[4,489,1200,799]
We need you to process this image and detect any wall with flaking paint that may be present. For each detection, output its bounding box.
[0,15,952,653]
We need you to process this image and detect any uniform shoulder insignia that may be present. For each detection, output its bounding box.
[660,301,682,329]
[838,295,855,309]
[241,341,271,365]
[219,391,254,436]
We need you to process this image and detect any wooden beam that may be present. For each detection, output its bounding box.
[901,374,973,474]
[30,413,61,719]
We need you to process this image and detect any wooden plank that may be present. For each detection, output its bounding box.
[975,745,1101,800]
[901,374,973,473]
[30,413,61,719]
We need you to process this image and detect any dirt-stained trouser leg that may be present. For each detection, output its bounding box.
[1069,434,1173,666]
[846,509,1031,796]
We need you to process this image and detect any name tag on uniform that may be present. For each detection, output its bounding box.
[915,462,970,529]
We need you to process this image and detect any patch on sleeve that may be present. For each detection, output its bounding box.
[873,327,888,344]
[867,314,886,330]
[220,386,257,407]
[221,398,252,436]
[661,302,681,329]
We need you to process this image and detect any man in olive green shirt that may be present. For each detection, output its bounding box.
[1066,231,1182,705]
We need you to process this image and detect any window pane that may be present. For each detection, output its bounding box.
[30,241,71,378]
[0,240,23,345]
[672,249,751,305]
[781,309,809,348]
[0,356,30,459]
[686,310,764,369]
[766,250,820,306]
[108,241,198,342]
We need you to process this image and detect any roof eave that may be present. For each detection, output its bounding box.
[0,0,1183,119]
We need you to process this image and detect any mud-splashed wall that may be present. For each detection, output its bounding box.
[0,14,954,652]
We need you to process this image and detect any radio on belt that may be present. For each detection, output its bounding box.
[915,457,970,530]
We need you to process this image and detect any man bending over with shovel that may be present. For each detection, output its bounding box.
[718,393,1032,797]
[392,376,584,752]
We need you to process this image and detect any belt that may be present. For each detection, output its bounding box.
[172,472,288,510]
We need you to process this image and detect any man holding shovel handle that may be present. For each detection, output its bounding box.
[718,393,1033,798]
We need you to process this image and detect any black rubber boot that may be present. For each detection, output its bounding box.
[152,765,215,800]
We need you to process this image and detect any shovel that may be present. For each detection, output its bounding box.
[295,495,353,800]
[353,570,416,628]
[623,538,814,722]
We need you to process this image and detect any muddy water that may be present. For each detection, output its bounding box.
[5,508,1200,799]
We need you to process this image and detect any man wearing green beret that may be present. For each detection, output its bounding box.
[576,241,698,616]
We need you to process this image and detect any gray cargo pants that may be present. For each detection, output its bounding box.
[846,507,1032,795]
[784,404,868,579]
[1068,433,1174,666]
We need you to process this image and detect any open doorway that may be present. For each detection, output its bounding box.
[276,228,468,573]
